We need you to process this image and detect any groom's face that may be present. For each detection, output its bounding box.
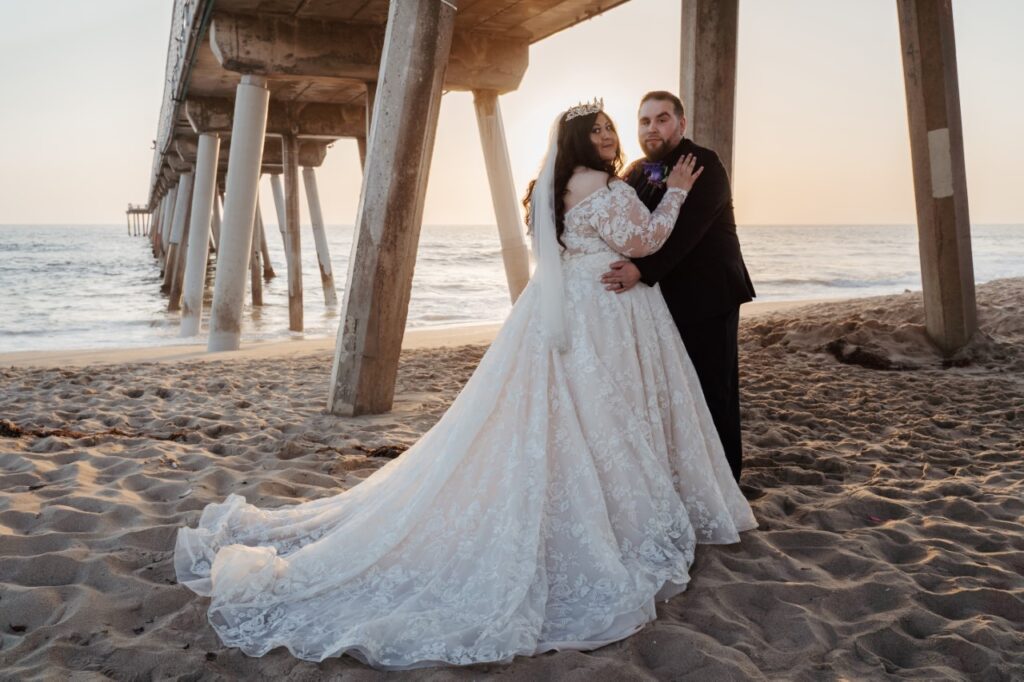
[638,99,685,160]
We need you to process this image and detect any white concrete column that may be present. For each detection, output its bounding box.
[269,173,289,258]
[163,173,194,296]
[897,0,977,353]
[160,185,178,259]
[207,75,270,352]
[180,133,221,336]
[302,166,337,307]
[150,199,163,258]
[161,188,176,244]
[472,90,530,302]
[327,0,457,415]
[168,174,195,311]
[258,204,274,279]
[211,189,223,250]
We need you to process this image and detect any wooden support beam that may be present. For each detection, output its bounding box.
[209,11,527,94]
[680,0,739,179]
[327,0,456,416]
[897,0,976,353]
[473,90,530,302]
[282,133,303,332]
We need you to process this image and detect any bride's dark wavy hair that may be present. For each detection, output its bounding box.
[522,110,624,247]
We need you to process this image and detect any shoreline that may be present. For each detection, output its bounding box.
[0,297,839,369]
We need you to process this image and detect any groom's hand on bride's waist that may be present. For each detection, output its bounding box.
[601,260,641,294]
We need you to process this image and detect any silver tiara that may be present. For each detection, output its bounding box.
[564,98,604,122]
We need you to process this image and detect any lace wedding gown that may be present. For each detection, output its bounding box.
[175,180,757,669]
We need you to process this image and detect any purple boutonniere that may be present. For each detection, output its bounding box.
[641,161,670,189]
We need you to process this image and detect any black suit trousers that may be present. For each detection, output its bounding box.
[673,307,743,482]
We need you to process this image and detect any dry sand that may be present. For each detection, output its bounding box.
[1,280,1022,680]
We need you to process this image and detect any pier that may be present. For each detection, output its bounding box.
[132,0,977,414]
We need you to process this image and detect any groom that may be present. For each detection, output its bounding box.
[601,91,755,482]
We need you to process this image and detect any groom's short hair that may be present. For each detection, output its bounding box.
[640,91,685,119]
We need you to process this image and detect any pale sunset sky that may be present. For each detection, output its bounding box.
[0,0,1020,227]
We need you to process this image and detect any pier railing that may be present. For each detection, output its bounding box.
[148,0,212,211]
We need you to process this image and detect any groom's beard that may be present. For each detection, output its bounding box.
[642,137,673,161]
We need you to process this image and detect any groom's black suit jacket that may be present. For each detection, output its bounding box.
[624,138,755,321]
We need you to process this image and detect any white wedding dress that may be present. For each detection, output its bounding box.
[175,180,757,669]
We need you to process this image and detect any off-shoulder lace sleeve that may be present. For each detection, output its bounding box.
[594,181,688,258]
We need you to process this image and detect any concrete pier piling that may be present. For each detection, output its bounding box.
[327,0,458,416]
[249,201,264,307]
[681,0,739,180]
[163,174,193,297]
[302,167,337,308]
[268,173,289,262]
[257,207,274,280]
[180,133,221,336]
[208,75,270,352]
[160,185,177,264]
[897,0,977,353]
[472,90,530,303]
[210,192,222,253]
[282,134,303,332]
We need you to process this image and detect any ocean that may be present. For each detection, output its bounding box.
[1,223,1022,353]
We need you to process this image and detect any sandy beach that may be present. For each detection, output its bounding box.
[1,280,1022,680]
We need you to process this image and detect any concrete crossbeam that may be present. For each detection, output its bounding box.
[186,96,365,139]
[175,136,328,168]
[209,11,528,94]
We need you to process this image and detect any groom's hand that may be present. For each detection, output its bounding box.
[601,261,641,294]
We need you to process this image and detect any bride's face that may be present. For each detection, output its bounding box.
[589,113,619,162]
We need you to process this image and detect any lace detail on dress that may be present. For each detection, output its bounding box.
[563,181,686,258]
[174,177,756,670]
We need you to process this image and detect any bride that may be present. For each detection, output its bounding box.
[175,100,757,670]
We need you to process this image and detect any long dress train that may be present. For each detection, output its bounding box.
[174,180,758,669]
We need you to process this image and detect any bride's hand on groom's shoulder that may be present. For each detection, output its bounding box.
[667,154,703,192]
